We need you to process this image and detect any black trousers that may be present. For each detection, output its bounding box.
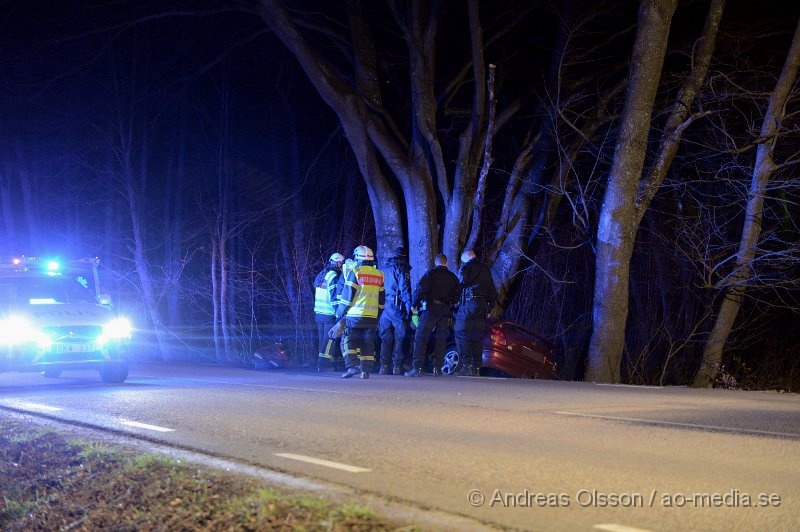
[378,304,411,368]
[343,326,377,372]
[455,300,486,370]
[411,304,451,371]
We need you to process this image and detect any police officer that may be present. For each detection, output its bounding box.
[337,245,385,379]
[405,254,460,377]
[378,246,413,375]
[313,253,344,372]
[455,249,497,376]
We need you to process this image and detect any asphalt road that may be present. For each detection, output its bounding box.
[1,362,798,531]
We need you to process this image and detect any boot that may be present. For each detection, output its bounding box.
[404,367,423,377]
[360,371,370,379]
[392,366,403,375]
[432,367,442,377]
[317,357,332,373]
[341,367,359,379]
[379,366,390,375]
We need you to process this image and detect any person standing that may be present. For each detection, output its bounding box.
[454,250,497,376]
[313,253,344,372]
[378,246,413,375]
[337,245,385,379]
[405,254,460,377]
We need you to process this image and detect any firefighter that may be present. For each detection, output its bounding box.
[330,257,356,365]
[336,245,385,379]
[405,254,460,377]
[313,252,345,372]
[454,249,497,376]
[378,246,412,375]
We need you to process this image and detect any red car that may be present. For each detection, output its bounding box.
[441,321,558,379]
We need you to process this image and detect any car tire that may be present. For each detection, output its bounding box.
[441,346,462,375]
[41,368,62,378]
[99,361,129,383]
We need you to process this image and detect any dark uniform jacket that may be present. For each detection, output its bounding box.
[458,260,497,310]
[382,257,412,317]
[412,265,461,311]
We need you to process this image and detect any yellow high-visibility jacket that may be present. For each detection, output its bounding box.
[313,267,340,316]
[337,263,385,326]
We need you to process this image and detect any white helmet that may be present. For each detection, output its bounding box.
[329,252,345,264]
[460,249,477,263]
[353,245,374,261]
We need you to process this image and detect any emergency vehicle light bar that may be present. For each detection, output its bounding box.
[2,256,100,273]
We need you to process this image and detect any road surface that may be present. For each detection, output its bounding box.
[1,362,798,531]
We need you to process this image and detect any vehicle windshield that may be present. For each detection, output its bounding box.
[0,275,97,308]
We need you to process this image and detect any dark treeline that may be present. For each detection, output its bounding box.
[1,0,799,390]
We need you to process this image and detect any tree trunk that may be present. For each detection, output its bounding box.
[14,144,41,252]
[0,169,17,250]
[693,15,800,387]
[126,175,170,361]
[585,0,678,383]
[211,240,221,361]
[165,110,186,327]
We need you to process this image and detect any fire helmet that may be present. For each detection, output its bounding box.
[353,245,374,261]
[329,252,345,264]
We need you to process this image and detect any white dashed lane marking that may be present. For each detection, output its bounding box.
[1,400,63,412]
[275,453,371,473]
[119,420,175,432]
[594,524,653,532]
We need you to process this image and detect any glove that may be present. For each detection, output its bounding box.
[328,319,345,339]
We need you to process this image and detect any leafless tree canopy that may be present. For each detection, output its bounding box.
[2,0,800,389]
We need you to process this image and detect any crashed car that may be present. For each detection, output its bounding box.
[441,321,558,379]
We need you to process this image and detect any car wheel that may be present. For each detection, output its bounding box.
[41,368,62,378]
[99,361,129,383]
[441,347,462,375]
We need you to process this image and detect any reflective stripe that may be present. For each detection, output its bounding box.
[320,338,335,359]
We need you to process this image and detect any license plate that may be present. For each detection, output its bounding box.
[55,343,95,353]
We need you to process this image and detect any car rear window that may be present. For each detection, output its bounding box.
[502,322,550,345]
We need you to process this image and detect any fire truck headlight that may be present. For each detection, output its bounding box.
[99,318,132,345]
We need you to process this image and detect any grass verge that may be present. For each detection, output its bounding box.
[0,416,411,530]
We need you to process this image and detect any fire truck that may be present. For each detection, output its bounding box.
[0,256,131,383]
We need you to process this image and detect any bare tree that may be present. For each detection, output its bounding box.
[585,0,680,383]
[693,15,800,387]
[256,0,552,292]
